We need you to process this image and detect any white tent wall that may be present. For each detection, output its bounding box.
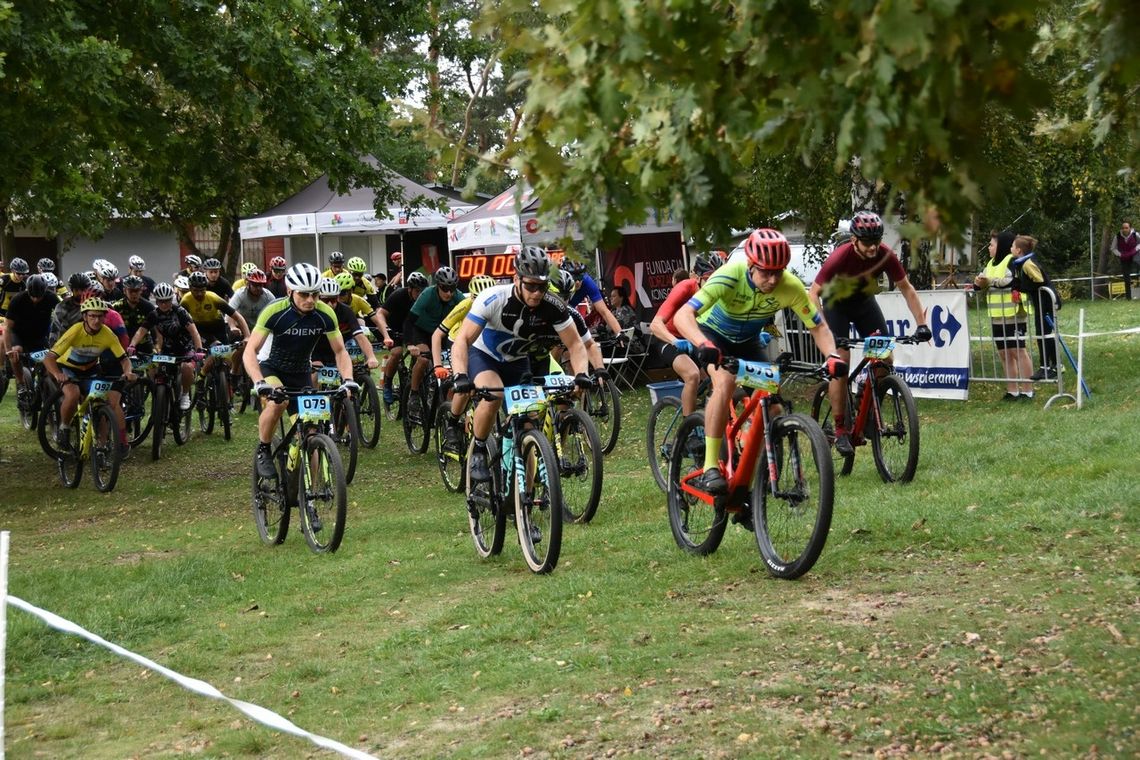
[56,222,182,280]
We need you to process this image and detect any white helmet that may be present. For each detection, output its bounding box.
[318,277,342,297]
[173,274,190,290]
[41,272,60,289]
[153,282,176,301]
[128,255,146,270]
[93,259,119,279]
[285,262,322,293]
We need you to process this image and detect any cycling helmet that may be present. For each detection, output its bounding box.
[128,254,146,270]
[552,269,575,301]
[240,261,257,277]
[346,256,367,273]
[692,254,719,276]
[8,257,30,275]
[153,282,176,301]
[68,272,92,292]
[318,277,342,298]
[188,271,209,288]
[560,259,587,279]
[269,255,287,271]
[334,272,355,292]
[26,275,49,299]
[406,271,430,290]
[80,296,109,313]
[390,250,404,262]
[245,268,268,285]
[85,280,105,296]
[468,274,495,296]
[743,228,791,271]
[122,274,145,290]
[434,266,459,289]
[36,257,55,272]
[515,246,552,281]
[184,254,203,269]
[93,259,118,279]
[41,272,59,289]
[285,262,322,293]
[203,257,222,270]
[173,275,190,290]
[327,251,345,266]
[850,211,884,243]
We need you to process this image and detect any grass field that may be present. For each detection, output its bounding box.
[2,301,1137,759]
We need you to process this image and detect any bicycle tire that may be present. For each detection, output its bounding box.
[297,433,347,553]
[467,435,506,557]
[332,395,360,484]
[150,384,168,461]
[124,377,154,447]
[173,376,191,445]
[646,396,683,492]
[91,403,123,493]
[402,381,430,454]
[216,369,232,441]
[0,367,8,403]
[251,445,290,545]
[810,381,854,476]
[357,375,381,448]
[434,404,466,493]
[57,416,83,489]
[514,429,563,574]
[556,407,603,524]
[385,361,406,421]
[37,390,63,459]
[16,366,36,430]
[752,412,833,579]
[870,374,920,483]
[667,412,727,555]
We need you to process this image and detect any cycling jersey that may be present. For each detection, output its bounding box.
[0,274,26,317]
[568,273,605,307]
[813,241,907,306]
[411,285,462,336]
[266,276,287,299]
[381,287,416,334]
[4,290,59,351]
[439,297,475,340]
[228,288,276,327]
[347,293,375,320]
[114,298,156,345]
[205,275,234,300]
[688,253,821,342]
[312,300,363,364]
[654,279,700,338]
[252,298,338,375]
[50,321,126,370]
[144,304,196,354]
[466,284,575,362]
[51,297,84,343]
[181,290,236,326]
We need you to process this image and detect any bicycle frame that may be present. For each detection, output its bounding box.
[841,335,896,446]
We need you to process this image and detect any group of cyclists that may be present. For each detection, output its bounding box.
[2,210,931,570]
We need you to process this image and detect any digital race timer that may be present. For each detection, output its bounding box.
[456,252,517,279]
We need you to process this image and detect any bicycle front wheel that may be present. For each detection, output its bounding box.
[810,381,854,476]
[667,413,726,555]
[646,396,683,492]
[125,378,154,447]
[216,370,232,441]
[556,407,603,524]
[18,366,37,431]
[466,436,506,557]
[582,378,621,455]
[871,374,920,483]
[401,382,431,454]
[251,444,290,545]
[752,412,833,580]
[298,434,347,553]
[514,429,563,574]
[196,377,215,434]
[150,384,168,461]
[37,390,63,459]
[91,403,123,493]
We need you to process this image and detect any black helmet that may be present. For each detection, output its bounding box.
[328,250,345,265]
[37,257,55,272]
[68,272,92,293]
[692,254,719,276]
[515,246,551,281]
[26,274,49,298]
[433,266,459,289]
[850,211,884,243]
[188,271,209,288]
[560,259,588,279]
[406,271,430,290]
[122,274,145,289]
[9,257,29,275]
[553,269,575,301]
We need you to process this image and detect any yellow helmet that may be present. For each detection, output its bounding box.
[468,274,496,296]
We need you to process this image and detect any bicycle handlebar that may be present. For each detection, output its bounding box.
[834,333,925,350]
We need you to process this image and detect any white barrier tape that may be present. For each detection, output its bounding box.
[1059,326,1140,339]
[5,596,378,760]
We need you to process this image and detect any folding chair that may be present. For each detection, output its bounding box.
[615,324,652,391]
[601,327,635,392]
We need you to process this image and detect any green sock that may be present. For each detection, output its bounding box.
[704,438,721,471]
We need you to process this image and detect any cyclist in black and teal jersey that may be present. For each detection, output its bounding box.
[406,267,461,417]
[432,273,496,448]
[243,263,357,479]
[673,228,846,495]
[376,271,429,404]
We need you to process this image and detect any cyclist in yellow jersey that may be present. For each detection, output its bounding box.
[674,228,846,495]
[432,275,495,448]
[345,257,378,306]
[182,271,250,379]
[333,272,385,336]
[321,250,347,281]
[232,261,258,292]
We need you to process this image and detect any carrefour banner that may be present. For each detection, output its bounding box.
[860,290,970,400]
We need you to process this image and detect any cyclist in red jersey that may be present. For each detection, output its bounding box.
[648,254,718,415]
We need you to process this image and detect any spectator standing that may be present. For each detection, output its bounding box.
[1010,235,1062,381]
[974,230,1034,400]
[1111,220,1138,301]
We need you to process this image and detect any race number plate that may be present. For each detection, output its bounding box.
[735,360,781,394]
[298,394,331,422]
[542,373,575,389]
[210,343,235,358]
[863,335,895,360]
[505,384,546,416]
[346,343,365,364]
[316,366,341,388]
[30,350,48,363]
[153,354,176,364]
[88,379,114,399]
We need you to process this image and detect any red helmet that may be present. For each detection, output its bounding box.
[269,256,287,271]
[246,268,268,285]
[850,211,884,243]
[743,228,790,271]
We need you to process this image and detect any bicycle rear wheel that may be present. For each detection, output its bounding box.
[91,403,123,493]
[556,407,603,524]
[870,374,920,483]
[125,377,154,447]
[37,390,63,459]
[582,378,621,455]
[251,444,290,545]
[332,396,360,484]
[357,374,381,448]
[514,429,563,574]
[17,366,37,430]
[646,396,683,492]
[434,404,466,493]
[810,381,854,476]
[298,434,347,553]
[752,413,833,579]
[466,436,506,557]
[667,413,726,555]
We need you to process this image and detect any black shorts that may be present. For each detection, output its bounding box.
[822,297,888,343]
[409,323,435,348]
[698,325,772,363]
[990,319,1028,350]
[468,347,532,387]
[6,330,47,354]
[198,323,228,346]
[658,338,692,366]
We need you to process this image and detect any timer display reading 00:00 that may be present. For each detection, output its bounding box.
[457,252,516,279]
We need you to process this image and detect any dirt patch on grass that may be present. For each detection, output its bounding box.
[113,549,181,565]
[799,588,910,623]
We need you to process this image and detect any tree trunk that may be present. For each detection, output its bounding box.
[425,1,441,182]
[1094,226,1115,300]
[0,203,14,265]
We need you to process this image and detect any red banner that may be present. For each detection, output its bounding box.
[602,232,686,320]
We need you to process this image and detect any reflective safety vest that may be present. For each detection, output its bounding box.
[983,254,1020,320]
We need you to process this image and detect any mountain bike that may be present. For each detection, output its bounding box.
[579,368,621,455]
[121,355,156,448]
[53,377,125,492]
[646,376,712,492]
[7,349,56,433]
[402,358,442,455]
[144,352,197,461]
[314,364,360,484]
[192,341,240,440]
[464,384,564,574]
[668,355,833,579]
[809,333,922,483]
[535,373,603,524]
[381,336,409,421]
[251,386,349,554]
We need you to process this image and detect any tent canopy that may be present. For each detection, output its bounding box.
[239,156,475,240]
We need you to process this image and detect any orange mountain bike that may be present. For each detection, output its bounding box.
[667,355,834,579]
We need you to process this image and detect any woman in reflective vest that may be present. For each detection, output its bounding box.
[974,230,1034,399]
